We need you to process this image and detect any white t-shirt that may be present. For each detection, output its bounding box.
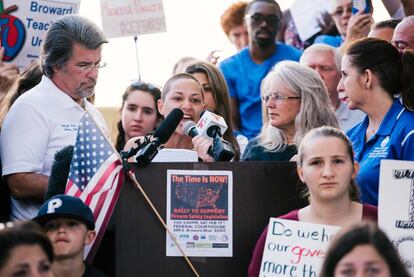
[335,101,365,132]
[0,76,107,220]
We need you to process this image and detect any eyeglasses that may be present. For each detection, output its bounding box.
[330,6,352,17]
[262,92,301,103]
[245,13,280,26]
[78,62,107,72]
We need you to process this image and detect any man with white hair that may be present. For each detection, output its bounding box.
[392,15,414,51]
[300,44,364,131]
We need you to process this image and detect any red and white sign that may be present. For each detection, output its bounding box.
[100,0,166,39]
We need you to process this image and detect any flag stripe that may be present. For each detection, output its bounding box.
[86,168,124,263]
[84,159,120,206]
[65,112,123,260]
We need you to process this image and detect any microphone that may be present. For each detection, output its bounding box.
[196,110,227,137]
[183,120,234,162]
[183,121,199,139]
[135,108,184,166]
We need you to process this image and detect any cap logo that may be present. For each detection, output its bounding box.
[47,198,63,214]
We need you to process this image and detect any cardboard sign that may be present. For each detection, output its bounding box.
[379,159,414,275]
[166,170,233,257]
[260,218,340,277]
[100,0,166,39]
[0,0,79,69]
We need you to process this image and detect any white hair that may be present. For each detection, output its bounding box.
[300,43,342,71]
[257,61,339,151]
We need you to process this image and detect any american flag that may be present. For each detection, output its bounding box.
[65,112,123,260]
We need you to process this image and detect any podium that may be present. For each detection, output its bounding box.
[112,161,305,276]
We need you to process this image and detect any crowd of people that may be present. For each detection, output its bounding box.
[1,0,414,275]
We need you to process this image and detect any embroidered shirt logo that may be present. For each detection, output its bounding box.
[369,136,390,158]
[381,136,390,148]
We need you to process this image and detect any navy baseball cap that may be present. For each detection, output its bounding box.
[34,194,95,230]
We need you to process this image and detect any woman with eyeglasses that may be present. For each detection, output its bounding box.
[248,126,377,277]
[115,82,162,152]
[314,0,373,49]
[186,61,242,160]
[242,61,338,161]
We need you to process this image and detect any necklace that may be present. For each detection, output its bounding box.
[366,125,378,138]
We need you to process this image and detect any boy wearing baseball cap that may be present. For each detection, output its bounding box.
[34,194,107,277]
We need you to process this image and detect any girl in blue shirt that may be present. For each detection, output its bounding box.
[338,38,414,206]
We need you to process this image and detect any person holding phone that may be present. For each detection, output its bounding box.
[314,0,373,49]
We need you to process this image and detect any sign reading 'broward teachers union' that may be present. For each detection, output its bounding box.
[100,0,166,39]
[1,0,79,69]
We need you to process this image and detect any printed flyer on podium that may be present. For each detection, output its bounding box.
[166,169,233,257]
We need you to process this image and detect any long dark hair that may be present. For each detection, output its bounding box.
[320,223,410,277]
[186,61,240,160]
[115,82,161,152]
[346,37,414,110]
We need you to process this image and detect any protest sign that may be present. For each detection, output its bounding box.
[100,0,166,39]
[259,218,340,277]
[379,159,414,275]
[290,0,334,41]
[166,169,233,257]
[0,0,79,69]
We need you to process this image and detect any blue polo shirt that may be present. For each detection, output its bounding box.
[347,100,414,206]
[313,35,343,48]
[219,43,302,139]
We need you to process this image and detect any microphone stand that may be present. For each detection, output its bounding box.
[120,135,151,171]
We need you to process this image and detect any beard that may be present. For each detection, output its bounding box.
[254,29,276,48]
[255,37,274,48]
[77,81,96,99]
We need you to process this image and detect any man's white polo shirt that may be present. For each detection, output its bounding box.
[0,76,107,220]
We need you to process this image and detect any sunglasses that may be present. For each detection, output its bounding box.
[245,13,280,26]
[130,81,161,93]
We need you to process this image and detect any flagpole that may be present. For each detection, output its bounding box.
[134,36,141,81]
[82,105,200,277]
[127,171,200,277]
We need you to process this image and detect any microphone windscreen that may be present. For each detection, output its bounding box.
[183,121,197,137]
[154,108,184,144]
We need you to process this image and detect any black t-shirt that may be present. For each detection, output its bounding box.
[242,137,297,161]
[83,263,108,277]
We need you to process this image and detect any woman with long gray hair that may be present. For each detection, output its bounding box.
[242,61,339,161]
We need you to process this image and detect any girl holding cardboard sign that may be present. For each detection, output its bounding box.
[248,126,377,277]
